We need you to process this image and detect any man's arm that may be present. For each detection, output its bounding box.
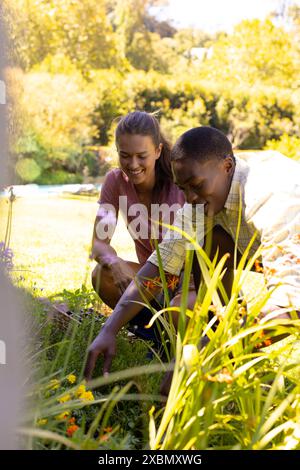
[84,261,162,380]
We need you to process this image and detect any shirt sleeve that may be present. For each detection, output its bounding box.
[148,203,206,276]
[258,188,300,311]
[95,171,119,241]
[97,170,119,212]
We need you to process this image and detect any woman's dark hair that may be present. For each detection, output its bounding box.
[115,111,173,197]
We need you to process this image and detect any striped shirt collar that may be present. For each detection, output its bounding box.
[224,157,248,212]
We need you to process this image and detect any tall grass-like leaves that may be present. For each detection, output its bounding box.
[148,215,300,450]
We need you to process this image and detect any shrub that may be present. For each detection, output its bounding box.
[265,134,300,161]
[36,170,83,185]
[15,157,42,183]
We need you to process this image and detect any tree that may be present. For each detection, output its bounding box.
[143,15,177,38]
[3,0,119,71]
[9,65,98,179]
[200,19,297,88]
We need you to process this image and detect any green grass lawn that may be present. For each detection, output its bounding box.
[1,192,300,450]
[0,194,138,297]
[0,193,264,301]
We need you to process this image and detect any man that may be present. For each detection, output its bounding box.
[84,126,300,381]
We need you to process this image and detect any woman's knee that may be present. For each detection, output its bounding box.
[91,264,111,292]
[170,290,196,310]
[91,264,120,308]
[169,290,196,330]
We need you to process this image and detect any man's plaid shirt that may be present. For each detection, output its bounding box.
[148,151,300,311]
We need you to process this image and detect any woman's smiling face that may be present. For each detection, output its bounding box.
[172,156,235,216]
[117,133,161,185]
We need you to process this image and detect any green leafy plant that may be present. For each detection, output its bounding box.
[145,223,300,450]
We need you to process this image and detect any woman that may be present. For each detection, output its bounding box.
[90,111,196,340]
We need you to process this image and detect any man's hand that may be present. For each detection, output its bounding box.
[84,327,117,381]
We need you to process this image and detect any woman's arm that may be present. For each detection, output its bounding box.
[91,215,119,267]
[91,214,140,295]
[91,170,120,266]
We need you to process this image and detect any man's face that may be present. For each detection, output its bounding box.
[172,157,235,216]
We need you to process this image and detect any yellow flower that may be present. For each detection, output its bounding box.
[205,367,233,384]
[79,391,94,402]
[55,411,70,421]
[37,418,48,426]
[75,384,86,398]
[58,393,71,404]
[67,374,76,384]
[48,379,60,391]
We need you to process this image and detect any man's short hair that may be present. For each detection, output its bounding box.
[171,126,234,162]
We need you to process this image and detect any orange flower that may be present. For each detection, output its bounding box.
[99,426,113,442]
[66,424,79,437]
[291,234,300,244]
[142,274,180,293]
[68,417,76,425]
[257,329,264,338]
[254,329,272,348]
[264,267,277,277]
[103,426,113,433]
[166,275,179,291]
[254,260,263,273]
[142,276,162,291]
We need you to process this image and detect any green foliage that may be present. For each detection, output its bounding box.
[6,189,300,450]
[147,224,300,450]
[21,70,97,163]
[265,133,300,161]
[20,220,300,451]
[4,0,120,72]
[20,285,162,450]
[7,64,300,180]
[89,69,133,145]
[4,3,300,179]
[8,65,98,181]
[80,149,109,178]
[15,157,42,183]
[36,170,83,185]
[201,19,297,88]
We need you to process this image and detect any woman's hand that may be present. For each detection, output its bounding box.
[84,326,117,380]
[108,258,135,295]
[91,245,134,296]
